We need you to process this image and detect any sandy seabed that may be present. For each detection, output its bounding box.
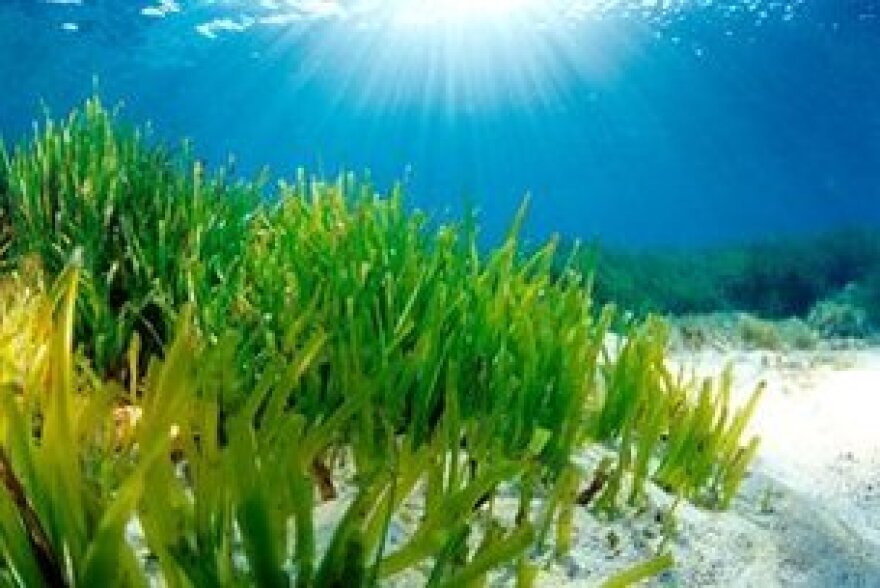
[649,346,880,587]
[537,345,880,587]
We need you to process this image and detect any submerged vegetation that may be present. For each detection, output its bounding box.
[0,98,259,372]
[580,230,880,330]
[0,98,762,586]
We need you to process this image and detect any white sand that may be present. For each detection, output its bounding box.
[536,346,880,587]
[656,347,880,587]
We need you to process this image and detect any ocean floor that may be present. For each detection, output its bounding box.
[653,345,880,587]
[521,343,880,587]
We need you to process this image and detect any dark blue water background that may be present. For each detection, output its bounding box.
[1,1,878,249]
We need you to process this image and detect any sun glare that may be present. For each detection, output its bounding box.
[274,1,629,114]
[391,0,543,26]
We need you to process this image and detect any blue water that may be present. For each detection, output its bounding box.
[1,0,878,248]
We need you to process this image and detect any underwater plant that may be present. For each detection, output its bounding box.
[0,262,541,586]
[807,284,873,339]
[0,262,178,586]
[0,99,764,586]
[737,314,783,350]
[574,228,880,324]
[0,258,757,587]
[0,97,259,373]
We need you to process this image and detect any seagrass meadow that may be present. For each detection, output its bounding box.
[0,99,762,587]
[569,230,880,328]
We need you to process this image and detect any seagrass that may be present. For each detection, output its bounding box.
[0,99,762,586]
